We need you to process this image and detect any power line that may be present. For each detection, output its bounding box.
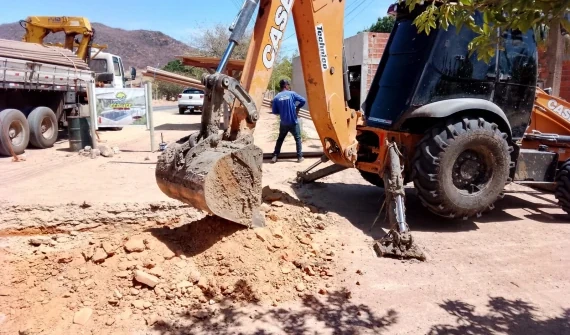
[280,0,370,46]
[230,0,241,9]
[344,0,369,21]
[345,0,374,25]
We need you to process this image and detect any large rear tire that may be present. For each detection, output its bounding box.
[412,117,512,219]
[28,107,58,149]
[359,170,385,188]
[554,159,570,215]
[0,109,30,156]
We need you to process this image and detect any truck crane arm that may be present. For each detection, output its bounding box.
[20,16,95,62]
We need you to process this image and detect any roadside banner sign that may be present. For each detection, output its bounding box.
[94,88,148,127]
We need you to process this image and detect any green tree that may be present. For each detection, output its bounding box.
[188,24,251,60]
[366,16,395,33]
[162,60,205,79]
[155,60,204,101]
[156,81,184,101]
[268,57,293,91]
[402,0,569,63]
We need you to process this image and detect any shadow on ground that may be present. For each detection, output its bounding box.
[155,123,201,131]
[428,296,570,335]
[152,288,398,335]
[107,161,156,165]
[288,177,569,240]
[146,216,245,258]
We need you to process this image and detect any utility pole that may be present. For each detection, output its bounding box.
[545,19,564,96]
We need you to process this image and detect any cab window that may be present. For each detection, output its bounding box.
[89,59,107,73]
[431,13,496,81]
[497,29,537,86]
[113,57,122,77]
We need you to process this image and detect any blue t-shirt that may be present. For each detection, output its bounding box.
[271,90,306,125]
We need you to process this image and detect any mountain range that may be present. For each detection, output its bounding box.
[0,21,192,70]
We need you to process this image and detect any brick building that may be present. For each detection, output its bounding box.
[291,32,389,111]
[537,48,570,101]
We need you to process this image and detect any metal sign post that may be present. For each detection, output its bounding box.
[145,81,156,152]
[87,80,98,150]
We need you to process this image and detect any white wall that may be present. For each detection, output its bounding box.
[344,33,366,66]
[291,56,309,110]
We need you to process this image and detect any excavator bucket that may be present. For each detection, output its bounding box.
[155,133,265,228]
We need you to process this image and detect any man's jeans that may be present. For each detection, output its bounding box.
[273,123,302,158]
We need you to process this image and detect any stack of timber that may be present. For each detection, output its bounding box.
[0,39,93,91]
[0,39,89,70]
[142,67,205,90]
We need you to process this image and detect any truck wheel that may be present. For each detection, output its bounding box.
[0,109,30,156]
[28,107,58,149]
[412,117,512,219]
[359,170,384,188]
[179,107,186,114]
[554,159,570,215]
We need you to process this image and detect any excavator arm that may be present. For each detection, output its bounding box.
[156,0,360,225]
[155,0,425,260]
[20,16,94,62]
[217,0,360,164]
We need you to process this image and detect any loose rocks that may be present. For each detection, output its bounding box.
[90,149,101,159]
[134,270,159,288]
[124,239,146,253]
[99,145,114,158]
[29,238,50,246]
[73,307,93,325]
[101,242,116,256]
[92,248,108,263]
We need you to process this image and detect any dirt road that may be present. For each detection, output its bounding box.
[0,106,568,334]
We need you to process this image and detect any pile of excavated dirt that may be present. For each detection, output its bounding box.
[0,187,341,334]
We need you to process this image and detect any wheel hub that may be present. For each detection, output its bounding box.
[8,121,23,144]
[452,150,488,192]
[40,117,54,139]
[460,159,479,181]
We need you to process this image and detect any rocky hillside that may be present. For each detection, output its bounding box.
[0,22,192,70]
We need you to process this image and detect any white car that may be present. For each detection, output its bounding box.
[178,88,204,114]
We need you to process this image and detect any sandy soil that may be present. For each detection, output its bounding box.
[151,100,178,107]
[0,106,569,334]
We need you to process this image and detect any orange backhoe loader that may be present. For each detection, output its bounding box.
[155,0,570,260]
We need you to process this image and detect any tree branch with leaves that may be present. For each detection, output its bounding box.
[402,0,570,62]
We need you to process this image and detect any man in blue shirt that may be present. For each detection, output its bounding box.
[271,79,307,163]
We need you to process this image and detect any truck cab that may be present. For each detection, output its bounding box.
[88,50,127,88]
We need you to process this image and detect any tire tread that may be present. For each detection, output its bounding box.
[412,116,512,219]
[554,160,570,215]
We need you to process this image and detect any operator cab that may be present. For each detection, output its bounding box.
[362,2,538,140]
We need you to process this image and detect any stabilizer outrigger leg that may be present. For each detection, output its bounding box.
[373,140,427,261]
[296,155,348,184]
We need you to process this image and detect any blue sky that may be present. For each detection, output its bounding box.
[1,0,393,56]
